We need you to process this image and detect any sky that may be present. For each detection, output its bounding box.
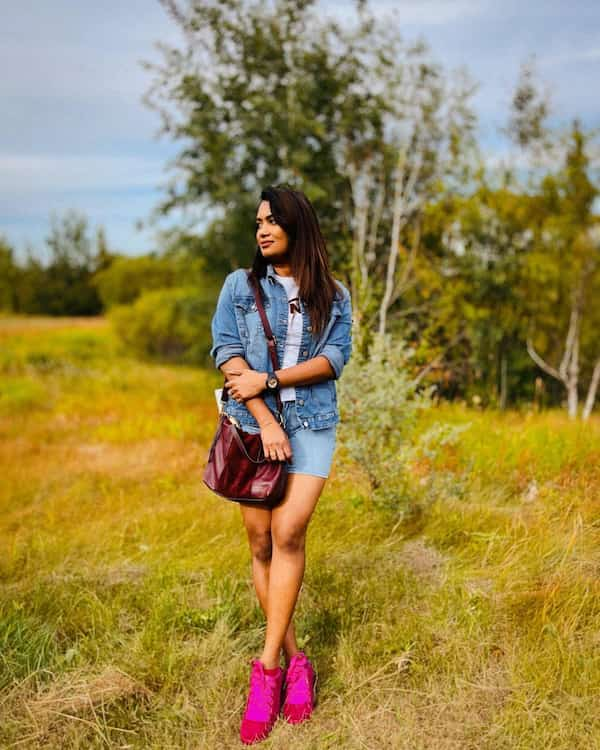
[1,0,599,263]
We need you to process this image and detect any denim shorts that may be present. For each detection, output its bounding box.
[282,401,337,479]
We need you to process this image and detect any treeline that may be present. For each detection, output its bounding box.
[2,0,599,415]
[0,212,109,316]
[0,210,221,366]
[137,0,599,417]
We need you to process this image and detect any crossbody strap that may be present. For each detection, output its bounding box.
[247,271,284,422]
[219,271,285,427]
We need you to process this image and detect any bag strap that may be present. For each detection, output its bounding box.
[219,271,285,427]
[247,271,284,422]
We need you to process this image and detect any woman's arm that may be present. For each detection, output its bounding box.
[224,286,353,400]
[220,357,276,427]
[220,356,292,461]
[275,355,334,386]
[223,355,333,402]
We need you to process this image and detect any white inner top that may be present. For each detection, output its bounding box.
[274,273,302,401]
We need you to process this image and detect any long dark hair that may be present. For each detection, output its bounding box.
[251,185,342,336]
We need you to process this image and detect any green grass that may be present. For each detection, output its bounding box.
[1,315,598,749]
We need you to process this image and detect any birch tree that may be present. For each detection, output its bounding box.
[506,63,600,418]
[524,127,600,419]
[329,8,478,350]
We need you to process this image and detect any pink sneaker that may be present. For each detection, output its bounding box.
[240,660,284,745]
[281,651,316,724]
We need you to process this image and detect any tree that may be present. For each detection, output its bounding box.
[142,0,361,274]
[38,210,103,315]
[503,61,600,418]
[525,125,600,418]
[0,237,20,312]
[142,0,477,310]
[334,18,478,344]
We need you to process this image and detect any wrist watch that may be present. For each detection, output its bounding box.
[265,371,280,392]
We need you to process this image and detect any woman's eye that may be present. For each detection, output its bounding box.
[255,218,277,229]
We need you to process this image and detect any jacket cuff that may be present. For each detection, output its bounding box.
[319,344,344,380]
[214,344,245,369]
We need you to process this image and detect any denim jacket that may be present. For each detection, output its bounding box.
[209,263,353,433]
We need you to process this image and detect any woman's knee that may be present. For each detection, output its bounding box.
[272,525,307,555]
[248,529,273,563]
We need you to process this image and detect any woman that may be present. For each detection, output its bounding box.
[209,185,352,745]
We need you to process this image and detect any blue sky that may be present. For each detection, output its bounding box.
[2,0,599,263]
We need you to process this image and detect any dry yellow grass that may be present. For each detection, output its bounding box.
[0,315,599,749]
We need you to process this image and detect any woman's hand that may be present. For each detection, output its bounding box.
[260,421,292,462]
[224,368,267,402]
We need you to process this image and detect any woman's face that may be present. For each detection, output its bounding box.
[255,200,289,261]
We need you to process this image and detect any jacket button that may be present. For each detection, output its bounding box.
[303,420,308,427]
[298,399,304,405]
[302,349,308,356]
[307,325,312,332]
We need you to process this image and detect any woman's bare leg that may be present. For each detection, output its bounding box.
[259,473,327,669]
[239,501,299,663]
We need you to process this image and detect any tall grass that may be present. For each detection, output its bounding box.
[1,315,598,749]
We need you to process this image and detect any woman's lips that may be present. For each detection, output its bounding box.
[260,241,274,248]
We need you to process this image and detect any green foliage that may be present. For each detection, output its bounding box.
[32,210,104,315]
[0,212,116,316]
[0,377,47,415]
[108,285,216,365]
[90,252,207,308]
[142,0,474,274]
[338,332,468,516]
[0,239,19,312]
[0,602,61,689]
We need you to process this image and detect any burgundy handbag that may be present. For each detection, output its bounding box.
[202,271,288,506]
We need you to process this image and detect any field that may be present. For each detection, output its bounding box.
[1,315,599,749]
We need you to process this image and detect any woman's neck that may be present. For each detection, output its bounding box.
[273,262,292,277]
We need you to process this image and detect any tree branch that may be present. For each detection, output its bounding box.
[526,337,564,382]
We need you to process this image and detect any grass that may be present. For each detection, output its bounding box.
[1,314,599,749]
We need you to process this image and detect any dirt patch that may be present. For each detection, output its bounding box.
[396,538,447,583]
[18,665,152,738]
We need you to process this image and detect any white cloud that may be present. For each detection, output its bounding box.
[0,153,171,193]
[1,0,599,257]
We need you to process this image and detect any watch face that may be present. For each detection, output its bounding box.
[267,376,278,389]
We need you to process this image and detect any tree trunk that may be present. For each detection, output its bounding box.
[582,357,600,420]
[526,264,586,419]
[499,352,508,411]
[378,142,423,336]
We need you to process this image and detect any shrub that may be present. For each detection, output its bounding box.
[108,286,216,365]
[91,254,206,309]
[337,332,469,517]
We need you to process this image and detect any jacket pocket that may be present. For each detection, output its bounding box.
[233,294,272,361]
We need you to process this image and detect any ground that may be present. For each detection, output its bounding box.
[1,315,598,749]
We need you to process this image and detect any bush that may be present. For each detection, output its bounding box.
[337,332,469,517]
[108,285,216,365]
[91,254,206,309]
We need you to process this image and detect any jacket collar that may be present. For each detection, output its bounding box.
[266,263,277,284]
